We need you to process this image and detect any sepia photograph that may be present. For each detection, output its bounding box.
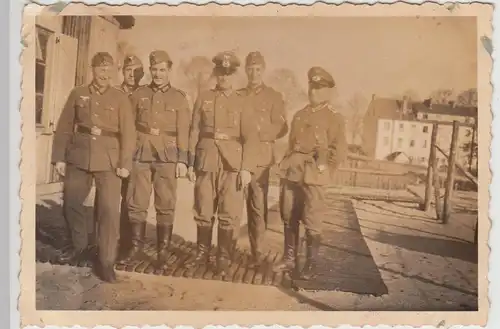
[20,2,491,327]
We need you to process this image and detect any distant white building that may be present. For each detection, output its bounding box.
[363,96,477,170]
[375,119,476,169]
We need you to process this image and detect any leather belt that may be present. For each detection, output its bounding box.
[76,125,119,138]
[200,131,241,142]
[136,124,177,137]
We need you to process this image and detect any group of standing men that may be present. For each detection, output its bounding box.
[51,48,347,283]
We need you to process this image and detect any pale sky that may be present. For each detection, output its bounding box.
[119,16,477,104]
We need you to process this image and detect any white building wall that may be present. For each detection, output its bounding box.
[374,119,474,168]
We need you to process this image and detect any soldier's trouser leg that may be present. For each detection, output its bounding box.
[122,162,152,263]
[93,170,122,282]
[60,165,94,263]
[118,177,132,256]
[300,184,326,280]
[152,162,177,266]
[246,166,270,266]
[188,171,216,268]
[273,180,304,273]
[217,170,243,277]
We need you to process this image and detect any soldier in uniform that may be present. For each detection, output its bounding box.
[117,54,144,257]
[272,67,347,280]
[52,52,136,282]
[121,50,191,268]
[186,51,258,277]
[119,55,144,95]
[239,51,288,267]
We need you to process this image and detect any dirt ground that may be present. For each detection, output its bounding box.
[36,185,478,312]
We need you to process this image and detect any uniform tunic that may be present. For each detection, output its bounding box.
[238,84,288,251]
[279,101,347,235]
[126,83,191,225]
[188,87,259,230]
[51,83,136,265]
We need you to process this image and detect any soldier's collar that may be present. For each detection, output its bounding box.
[120,83,138,94]
[215,85,233,97]
[89,82,111,95]
[247,83,265,94]
[150,82,171,93]
[309,101,329,113]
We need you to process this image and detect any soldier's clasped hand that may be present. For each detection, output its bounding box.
[317,164,327,173]
[176,163,188,178]
[239,170,252,187]
[116,168,130,178]
[55,162,66,177]
[187,166,196,183]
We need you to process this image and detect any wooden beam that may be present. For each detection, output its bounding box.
[434,144,478,187]
[422,123,438,211]
[442,121,460,223]
[336,167,411,176]
[37,182,63,196]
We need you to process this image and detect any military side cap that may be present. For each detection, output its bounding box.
[212,51,240,75]
[91,52,114,67]
[245,51,265,67]
[123,54,143,68]
[149,50,172,66]
[308,66,335,88]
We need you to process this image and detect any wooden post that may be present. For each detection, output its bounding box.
[469,123,477,173]
[442,121,460,223]
[422,123,438,211]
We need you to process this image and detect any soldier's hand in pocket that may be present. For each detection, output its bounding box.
[187,166,196,183]
[116,168,130,178]
[176,163,188,178]
[55,162,66,177]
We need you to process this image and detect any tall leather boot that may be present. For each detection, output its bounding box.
[272,224,298,273]
[118,222,145,264]
[216,227,234,277]
[300,232,321,280]
[186,225,212,268]
[94,261,117,283]
[157,224,173,268]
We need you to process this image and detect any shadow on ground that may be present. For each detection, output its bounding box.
[368,230,478,264]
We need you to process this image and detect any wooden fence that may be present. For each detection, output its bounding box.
[422,121,479,225]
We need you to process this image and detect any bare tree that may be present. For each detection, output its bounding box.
[401,89,420,103]
[456,88,478,107]
[429,88,455,104]
[178,56,213,101]
[266,68,308,118]
[343,93,369,144]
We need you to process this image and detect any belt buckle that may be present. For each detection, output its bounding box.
[214,132,228,140]
[90,126,102,136]
[150,128,160,136]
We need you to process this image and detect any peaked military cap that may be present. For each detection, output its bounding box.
[245,51,265,67]
[308,66,335,89]
[212,51,240,76]
[149,50,172,66]
[91,52,114,67]
[123,54,143,68]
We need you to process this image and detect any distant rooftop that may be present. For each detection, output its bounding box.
[365,96,415,121]
[413,100,477,118]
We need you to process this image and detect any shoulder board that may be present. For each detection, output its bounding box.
[112,86,126,93]
[236,88,248,95]
[137,85,149,91]
[171,87,187,98]
[326,104,337,114]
